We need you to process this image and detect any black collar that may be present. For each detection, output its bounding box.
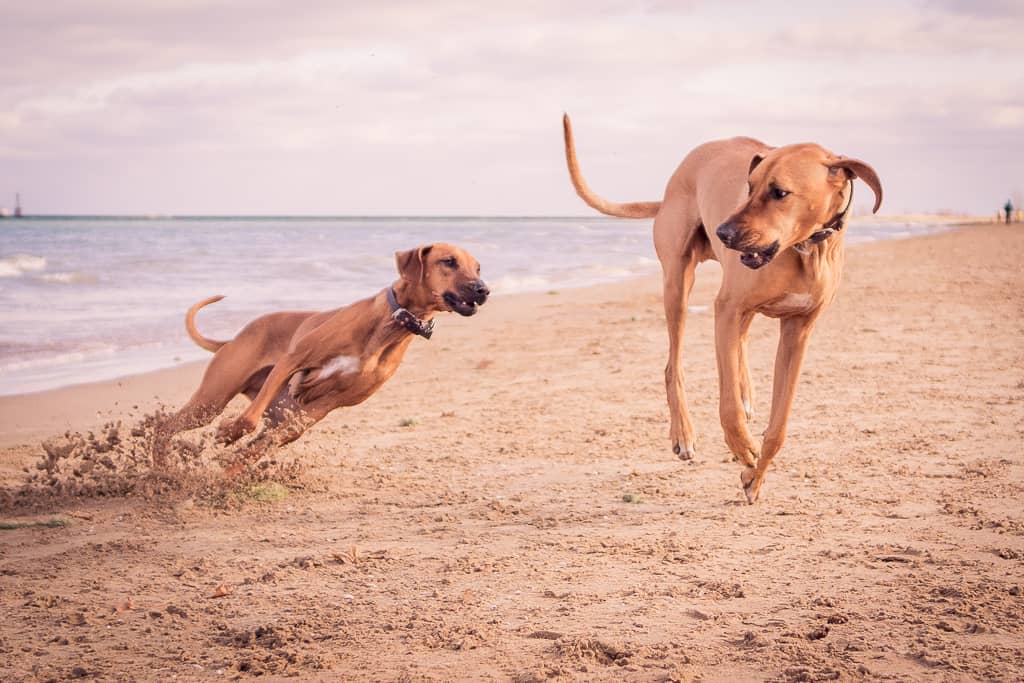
[387,286,434,339]
[802,180,854,247]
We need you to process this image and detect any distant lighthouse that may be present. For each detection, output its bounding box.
[14,193,22,217]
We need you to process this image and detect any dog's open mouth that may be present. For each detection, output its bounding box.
[738,242,779,270]
[443,291,483,316]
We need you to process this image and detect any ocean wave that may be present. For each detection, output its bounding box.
[35,271,99,285]
[0,343,120,372]
[0,253,47,278]
[0,340,207,396]
[488,274,557,293]
[0,338,186,375]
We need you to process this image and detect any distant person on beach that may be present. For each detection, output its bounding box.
[1005,200,1014,224]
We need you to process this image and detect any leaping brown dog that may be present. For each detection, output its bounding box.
[154,243,489,466]
[563,114,883,503]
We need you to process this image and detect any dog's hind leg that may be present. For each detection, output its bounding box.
[153,388,236,469]
[654,199,703,461]
[153,397,225,468]
[153,344,266,467]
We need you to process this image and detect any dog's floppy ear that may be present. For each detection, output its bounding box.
[748,153,766,176]
[395,245,434,281]
[830,158,883,214]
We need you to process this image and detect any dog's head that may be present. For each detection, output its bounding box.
[394,243,489,316]
[715,144,883,269]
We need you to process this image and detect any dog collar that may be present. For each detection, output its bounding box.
[387,286,434,339]
[802,180,854,247]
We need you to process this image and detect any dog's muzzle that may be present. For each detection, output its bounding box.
[444,279,489,316]
[716,222,779,270]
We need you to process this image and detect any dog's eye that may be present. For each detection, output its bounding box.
[770,187,790,200]
[441,257,457,268]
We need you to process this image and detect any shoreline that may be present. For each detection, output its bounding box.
[0,221,989,449]
[0,218,974,402]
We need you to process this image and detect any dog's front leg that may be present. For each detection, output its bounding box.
[216,354,307,445]
[661,255,699,460]
[738,315,755,420]
[714,300,759,468]
[222,397,334,476]
[740,314,817,504]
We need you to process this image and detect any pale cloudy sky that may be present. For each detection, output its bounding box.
[1,0,1022,216]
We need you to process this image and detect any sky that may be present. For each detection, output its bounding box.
[1,0,1022,216]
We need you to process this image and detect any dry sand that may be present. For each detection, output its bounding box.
[1,223,1022,681]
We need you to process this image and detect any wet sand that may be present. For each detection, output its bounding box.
[1,223,1022,681]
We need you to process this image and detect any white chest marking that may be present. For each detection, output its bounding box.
[777,293,814,310]
[318,355,361,379]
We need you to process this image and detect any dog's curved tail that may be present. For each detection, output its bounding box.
[562,113,661,219]
[186,295,229,353]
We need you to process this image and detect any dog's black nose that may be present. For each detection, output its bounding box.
[471,280,490,298]
[716,222,738,246]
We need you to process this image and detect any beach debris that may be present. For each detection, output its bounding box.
[553,636,632,666]
[0,517,68,530]
[209,582,233,598]
[165,604,188,618]
[331,545,360,565]
[112,597,135,614]
[806,625,830,640]
[527,630,563,640]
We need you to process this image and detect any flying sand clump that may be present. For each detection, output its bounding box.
[3,412,305,511]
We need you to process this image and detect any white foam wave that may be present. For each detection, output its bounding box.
[0,253,47,278]
[488,274,557,293]
[35,271,99,285]
[0,340,208,397]
[0,344,119,372]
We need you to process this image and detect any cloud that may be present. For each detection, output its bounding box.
[0,1,1022,214]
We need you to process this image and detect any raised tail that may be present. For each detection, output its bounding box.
[562,113,661,219]
[185,295,229,353]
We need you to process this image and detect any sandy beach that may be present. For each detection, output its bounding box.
[1,223,1022,681]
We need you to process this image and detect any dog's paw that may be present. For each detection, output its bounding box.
[215,417,251,445]
[724,433,760,468]
[741,467,761,504]
[725,444,759,468]
[673,442,697,461]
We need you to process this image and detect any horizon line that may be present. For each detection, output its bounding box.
[0,211,988,221]
[1,213,620,220]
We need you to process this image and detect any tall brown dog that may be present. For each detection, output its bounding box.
[562,115,882,503]
[154,243,488,465]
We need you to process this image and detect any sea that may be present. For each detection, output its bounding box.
[0,216,955,396]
